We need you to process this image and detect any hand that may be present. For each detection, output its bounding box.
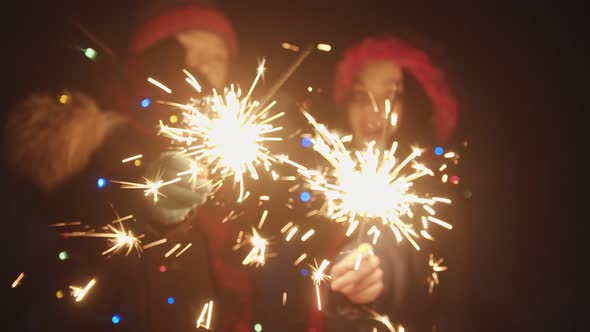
[145,152,212,225]
[330,244,384,304]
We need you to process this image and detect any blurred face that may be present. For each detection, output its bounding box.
[346,60,404,144]
[176,30,230,89]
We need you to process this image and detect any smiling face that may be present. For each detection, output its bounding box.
[346,60,404,145]
[175,30,230,89]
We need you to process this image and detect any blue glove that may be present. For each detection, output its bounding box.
[144,152,212,225]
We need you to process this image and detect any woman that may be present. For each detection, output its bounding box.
[3,2,247,331]
[320,35,460,332]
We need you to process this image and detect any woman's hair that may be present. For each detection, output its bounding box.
[333,32,460,143]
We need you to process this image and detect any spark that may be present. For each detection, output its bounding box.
[121,154,142,163]
[111,175,182,204]
[61,222,142,257]
[281,42,300,52]
[428,254,448,293]
[316,43,332,52]
[354,252,363,271]
[427,216,453,230]
[196,300,214,330]
[432,197,452,204]
[282,292,288,306]
[69,278,96,302]
[183,69,202,93]
[257,209,269,229]
[368,310,398,332]
[390,112,398,127]
[147,77,172,93]
[285,227,298,241]
[298,111,452,249]
[368,225,381,245]
[293,253,307,266]
[310,259,330,311]
[143,238,167,250]
[11,272,24,288]
[280,221,294,234]
[175,243,193,257]
[111,214,134,224]
[242,227,268,267]
[164,243,182,258]
[420,230,435,240]
[49,221,81,227]
[221,210,236,223]
[423,205,436,215]
[259,195,270,201]
[443,152,455,158]
[301,229,315,241]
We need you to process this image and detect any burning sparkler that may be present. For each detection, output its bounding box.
[297,110,453,250]
[158,59,288,202]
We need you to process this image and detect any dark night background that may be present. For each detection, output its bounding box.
[2,1,585,331]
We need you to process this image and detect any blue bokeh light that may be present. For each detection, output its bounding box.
[97,178,107,188]
[111,315,121,324]
[140,98,151,108]
[167,297,175,305]
[434,146,444,156]
[301,136,312,148]
[299,191,311,202]
[300,268,309,277]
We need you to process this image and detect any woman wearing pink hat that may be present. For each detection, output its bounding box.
[311,35,461,332]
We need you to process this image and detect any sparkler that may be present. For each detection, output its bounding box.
[297,110,453,250]
[158,59,287,203]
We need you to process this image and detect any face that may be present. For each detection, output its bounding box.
[346,60,404,145]
[176,30,230,89]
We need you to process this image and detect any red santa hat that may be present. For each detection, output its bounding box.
[129,3,238,58]
[333,37,459,142]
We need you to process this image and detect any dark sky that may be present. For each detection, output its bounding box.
[4,1,585,331]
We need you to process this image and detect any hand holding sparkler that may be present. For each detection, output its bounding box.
[330,243,385,304]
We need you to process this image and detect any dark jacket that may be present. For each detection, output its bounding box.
[2,92,219,331]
